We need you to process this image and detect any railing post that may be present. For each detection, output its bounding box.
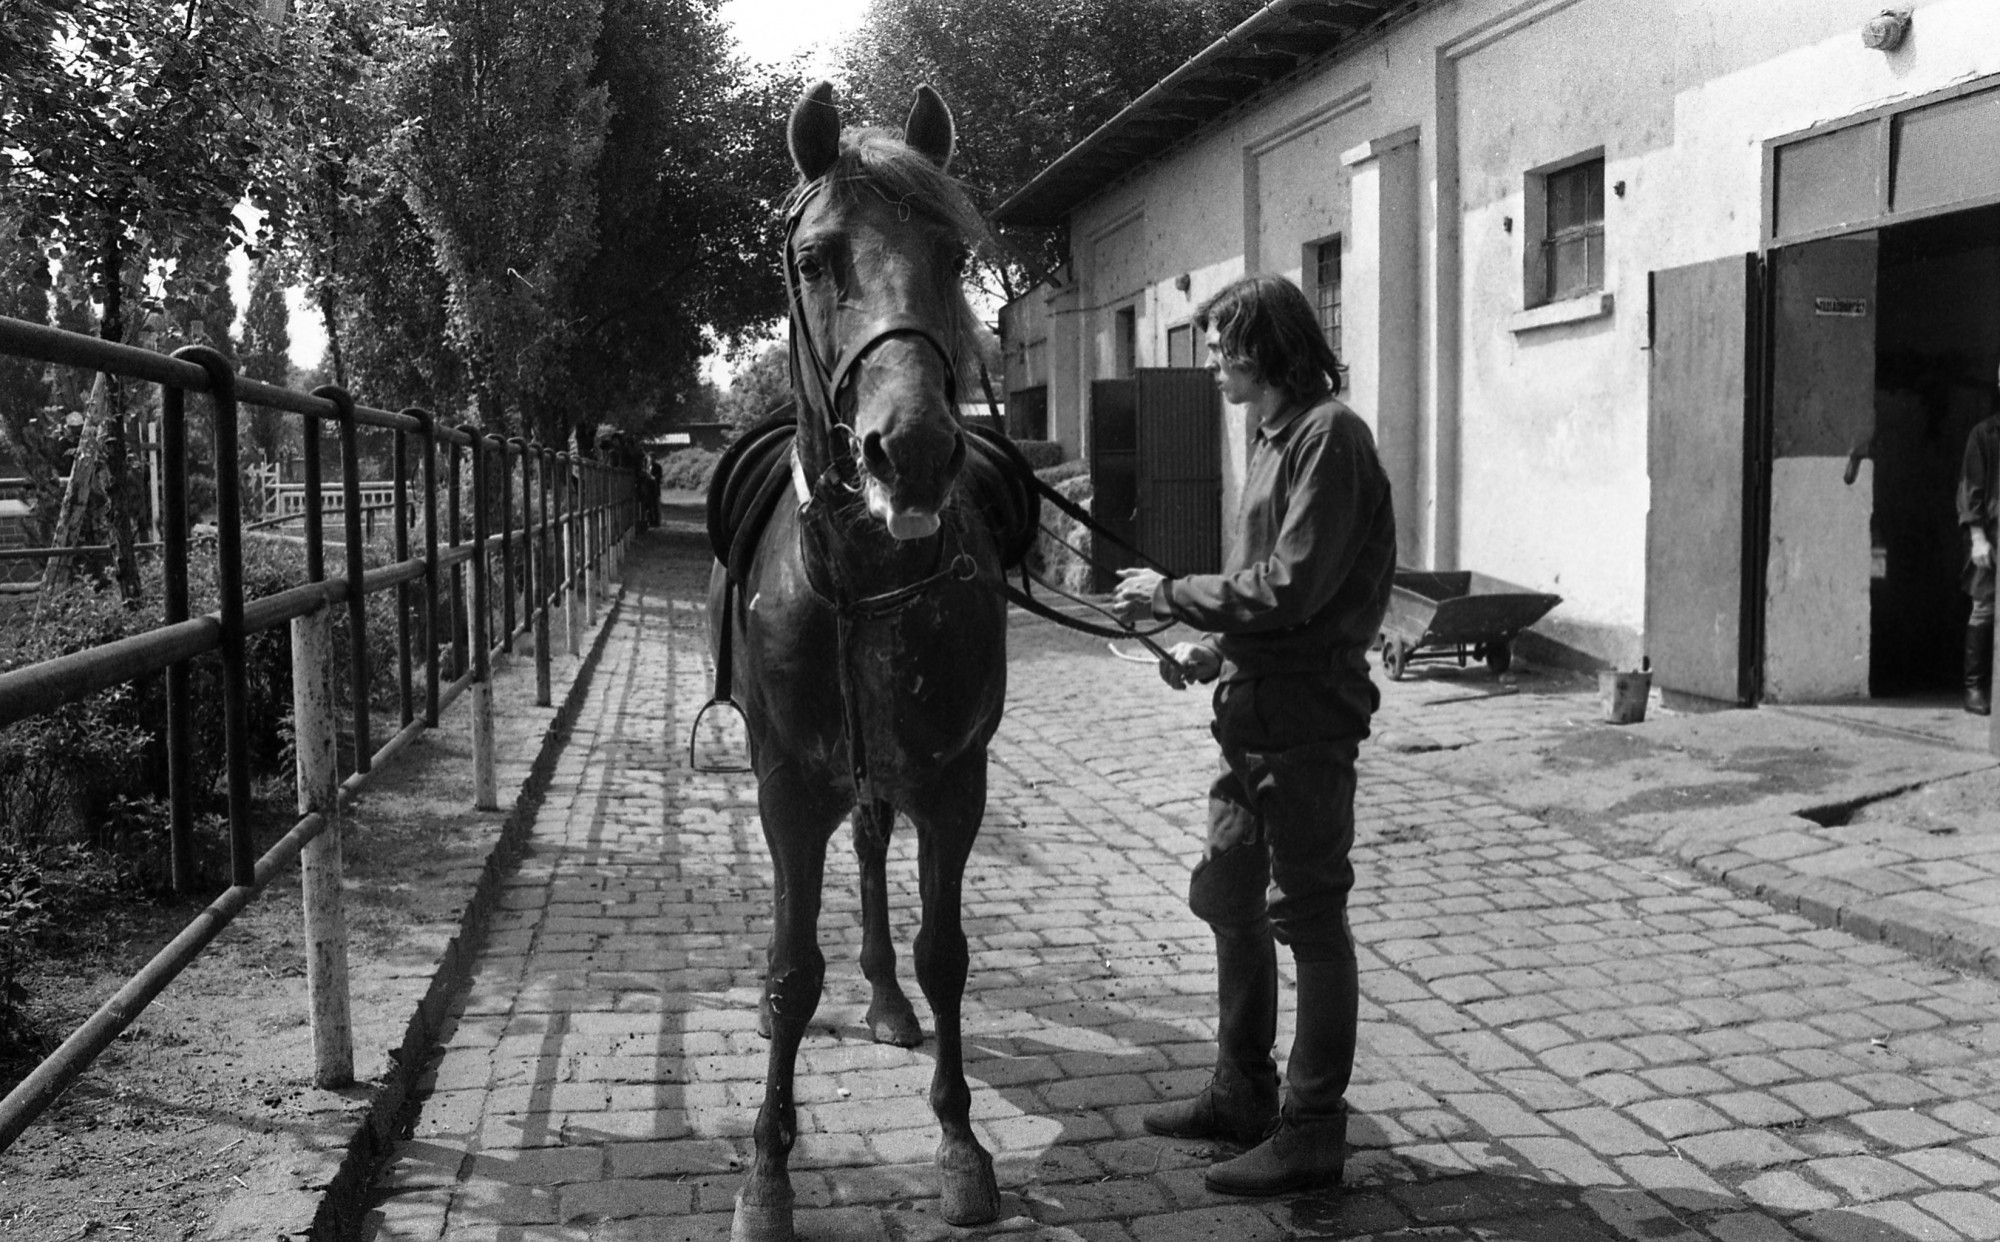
[448,433,467,679]
[291,600,353,1087]
[317,385,371,775]
[460,425,498,811]
[584,461,601,625]
[499,437,517,653]
[529,442,552,707]
[393,423,414,728]
[560,452,582,656]
[159,376,194,895]
[410,408,441,729]
[184,348,253,887]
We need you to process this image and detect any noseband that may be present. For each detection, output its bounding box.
[778,175,979,810]
[784,176,961,493]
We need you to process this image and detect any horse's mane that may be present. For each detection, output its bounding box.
[786,125,989,382]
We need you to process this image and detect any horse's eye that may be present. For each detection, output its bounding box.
[795,251,825,282]
[949,249,970,277]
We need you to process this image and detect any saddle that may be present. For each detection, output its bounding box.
[705,413,1041,587]
[694,414,1041,743]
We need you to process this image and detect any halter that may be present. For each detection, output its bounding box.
[783,175,962,496]
[779,172,975,808]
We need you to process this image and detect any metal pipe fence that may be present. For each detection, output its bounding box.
[0,312,640,1152]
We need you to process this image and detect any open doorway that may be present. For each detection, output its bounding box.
[1871,204,2000,697]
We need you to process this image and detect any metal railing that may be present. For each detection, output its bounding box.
[0,312,640,1151]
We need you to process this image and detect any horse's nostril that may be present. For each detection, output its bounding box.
[861,430,891,475]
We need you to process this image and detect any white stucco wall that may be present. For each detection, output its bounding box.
[1033,0,2000,668]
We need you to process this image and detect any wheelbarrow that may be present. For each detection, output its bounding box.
[1378,569,1562,680]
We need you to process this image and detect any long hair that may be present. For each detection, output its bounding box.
[1195,274,1344,403]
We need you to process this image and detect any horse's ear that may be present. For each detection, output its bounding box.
[905,84,954,169]
[790,80,841,181]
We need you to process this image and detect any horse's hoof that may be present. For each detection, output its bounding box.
[937,1140,1000,1226]
[732,1184,796,1242]
[866,1002,924,1048]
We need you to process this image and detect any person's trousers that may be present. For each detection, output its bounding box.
[1188,671,1371,1123]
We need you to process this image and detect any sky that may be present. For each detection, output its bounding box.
[244,0,872,378]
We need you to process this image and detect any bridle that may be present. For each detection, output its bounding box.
[783,175,964,503]
[780,173,978,805]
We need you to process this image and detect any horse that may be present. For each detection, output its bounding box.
[707,80,1014,1241]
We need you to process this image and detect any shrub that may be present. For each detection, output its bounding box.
[659,449,719,492]
[1036,459,1087,486]
[1012,439,1065,470]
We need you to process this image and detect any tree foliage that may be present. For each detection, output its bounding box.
[717,342,792,431]
[1,0,287,596]
[839,0,1266,301]
[0,0,800,585]
[565,0,803,440]
[391,0,609,442]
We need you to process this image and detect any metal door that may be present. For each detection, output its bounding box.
[1089,379,1137,591]
[1645,255,1763,706]
[1763,235,1878,701]
[1134,368,1222,579]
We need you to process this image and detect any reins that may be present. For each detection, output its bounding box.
[690,174,1188,781]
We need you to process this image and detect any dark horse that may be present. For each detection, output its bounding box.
[708,81,1010,1241]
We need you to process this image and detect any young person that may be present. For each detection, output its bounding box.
[1111,273,1396,1195]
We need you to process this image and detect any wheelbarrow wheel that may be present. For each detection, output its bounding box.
[1484,641,1512,674]
[1384,637,1410,680]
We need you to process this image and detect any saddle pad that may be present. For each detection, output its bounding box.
[704,416,1040,585]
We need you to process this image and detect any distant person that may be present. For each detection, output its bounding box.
[1960,368,1999,715]
[1111,273,1395,1196]
[644,460,663,530]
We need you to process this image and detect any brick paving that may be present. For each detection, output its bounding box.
[360,515,2000,1242]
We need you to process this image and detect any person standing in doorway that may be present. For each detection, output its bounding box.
[1110,273,1396,1196]
[1960,370,2000,716]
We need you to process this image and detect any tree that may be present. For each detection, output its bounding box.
[391,0,609,442]
[0,209,59,541]
[563,0,803,443]
[238,258,293,469]
[839,0,1266,302]
[717,342,792,430]
[1,0,287,598]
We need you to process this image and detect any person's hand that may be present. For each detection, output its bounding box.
[1974,527,1994,570]
[1157,641,1219,690]
[1111,567,1166,625]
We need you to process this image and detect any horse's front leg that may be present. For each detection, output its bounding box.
[855,798,923,1047]
[904,747,1000,1227]
[734,764,845,1242]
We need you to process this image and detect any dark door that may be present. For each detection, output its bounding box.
[1763,235,1879,701]
[1134,368,1222,579]
[1646,254,1763,706]
[1089,379,1137,591]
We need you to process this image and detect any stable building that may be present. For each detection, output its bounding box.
[992,0,2000,706]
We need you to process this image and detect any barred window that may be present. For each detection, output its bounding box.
[1541,158,1605,303]
[1313,238,1342,356]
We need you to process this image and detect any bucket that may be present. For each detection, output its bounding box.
[1599,668,1652,725]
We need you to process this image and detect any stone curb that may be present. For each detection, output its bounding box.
[294,586,628,1242]
[1666,816,2000,983]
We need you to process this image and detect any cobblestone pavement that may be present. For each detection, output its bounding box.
[360,514,2000,1242]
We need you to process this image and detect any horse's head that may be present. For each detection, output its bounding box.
[784,81,983,542]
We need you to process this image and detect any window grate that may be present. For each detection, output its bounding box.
[1542,158,1605,302]
[1314,238,1343,356]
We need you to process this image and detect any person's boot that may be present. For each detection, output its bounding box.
[1966,622,1993,716]
[1145,925,1279,1145]
[1205,954,1355,1196]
